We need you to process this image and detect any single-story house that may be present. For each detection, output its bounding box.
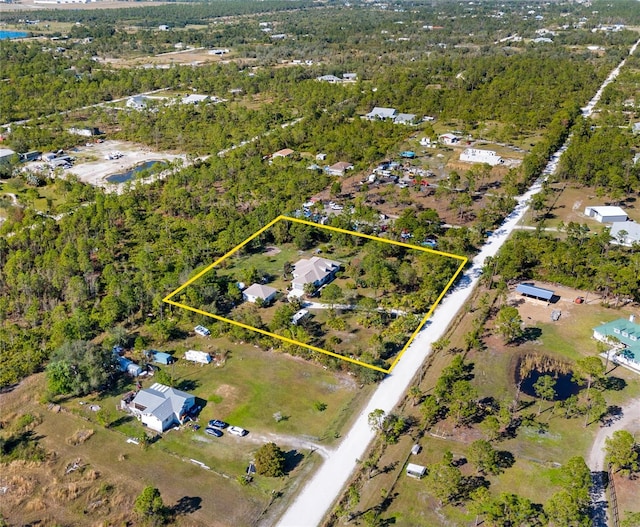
[325,161,354,176]
[272,148,295,159]
[394,113,417,125]
[117,356,143,377]
[610,221,640,247]
[243,283,278,304]
[516,283,555,301]
[365,107,398,120]
[406,463,427,479]
[584,206,628,223]
[292,256,341,291]
[184,350,212,364]
[439,133,459,145]
[126,96,149,110]
[152,351,174,365]
[181,94,209,104]
[127,383,195,433]
[316,74,343,83]
[459,148,503,166]
[593,316,640,371]
[343,73,357,81]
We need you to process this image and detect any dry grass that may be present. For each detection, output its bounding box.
[66,428,95,446]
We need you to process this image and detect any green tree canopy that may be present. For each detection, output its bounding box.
[255,442,286,477]
[46,340,117,396]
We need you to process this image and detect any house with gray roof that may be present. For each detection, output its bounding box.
[127,383,195,433]
[291,256,341,292]
[610,221,640,247]
[243,283,277,304]
[365,107,398,120]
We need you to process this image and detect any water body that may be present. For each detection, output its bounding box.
[0,31,29,40]
[106,160,166,184]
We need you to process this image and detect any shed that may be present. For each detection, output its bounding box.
[401,151,416,159]
[153,351,174,365]
[584,206,627,223]
[184,350,212,364]
[117,357,142,377]
[406,463,427,479]
[516,283,554,301]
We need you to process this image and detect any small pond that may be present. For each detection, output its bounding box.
[106,160,167,184]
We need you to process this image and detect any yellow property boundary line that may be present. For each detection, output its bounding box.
[163,215,467,374]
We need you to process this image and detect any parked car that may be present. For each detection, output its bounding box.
[208,419,228,429]
[194,325,211,337]
[228,426,248,437]
[204,427,223,437]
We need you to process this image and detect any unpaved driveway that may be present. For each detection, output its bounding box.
[587,397,640,527]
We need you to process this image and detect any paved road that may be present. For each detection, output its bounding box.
[275,37,640,527]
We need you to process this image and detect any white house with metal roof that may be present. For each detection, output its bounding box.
[127,383,195,433]
[584,206,628,223]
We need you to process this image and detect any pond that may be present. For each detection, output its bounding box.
[106,160,167,184]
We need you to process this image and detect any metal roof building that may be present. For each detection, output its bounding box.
[516,283,555,301]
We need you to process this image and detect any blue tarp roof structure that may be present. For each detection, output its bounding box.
[153,351,173,365]
[516,283,554,301]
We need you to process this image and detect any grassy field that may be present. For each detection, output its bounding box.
[1,339,372,526]
[344,286,640,526]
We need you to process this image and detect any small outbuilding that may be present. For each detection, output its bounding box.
[292,309,309,325]
[406,463,427,479]
[152,351,174,365]
[516,283,555,302]
[584,206,628,223]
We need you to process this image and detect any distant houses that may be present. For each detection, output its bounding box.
[459,148,503,166]
[126,96,149,110]
[316,73,357,83]
[325,161,354,176]
[364,107,417,124]
[272,148,295,159]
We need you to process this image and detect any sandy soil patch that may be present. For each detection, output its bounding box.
[62,140,185,190]
[264,246,282,256]
[507,282,603,326]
